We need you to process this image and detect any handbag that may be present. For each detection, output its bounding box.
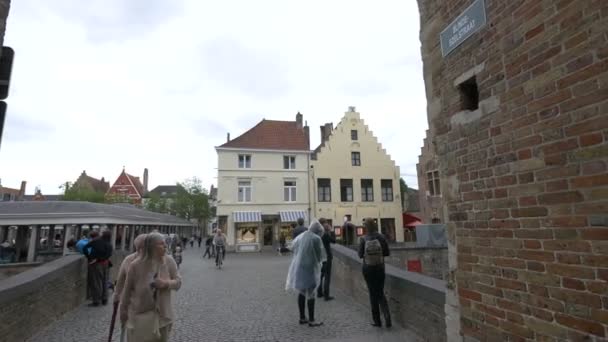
[126,265,162,341]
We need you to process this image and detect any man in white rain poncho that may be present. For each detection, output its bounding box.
[285,220,326,327]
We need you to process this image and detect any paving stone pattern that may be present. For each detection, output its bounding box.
[27,248,418,342]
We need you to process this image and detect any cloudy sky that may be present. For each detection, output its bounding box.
[0,0,428,195]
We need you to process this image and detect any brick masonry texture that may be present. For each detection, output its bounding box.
[27,248,420,342]
[416,0,608,340]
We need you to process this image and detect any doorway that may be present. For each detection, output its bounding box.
[263,224,273,246]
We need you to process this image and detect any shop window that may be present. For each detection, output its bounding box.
[380,218,396,242]
[236,224,257,243]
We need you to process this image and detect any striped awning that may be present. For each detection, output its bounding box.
[232,211,261,223]
[279,210,307,223]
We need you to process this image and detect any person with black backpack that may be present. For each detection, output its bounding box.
[358,218,392,328]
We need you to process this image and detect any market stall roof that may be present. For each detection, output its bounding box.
[0,201,196,226]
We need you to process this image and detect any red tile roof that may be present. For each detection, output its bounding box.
[219,119,309,151]
[126,173,145,197]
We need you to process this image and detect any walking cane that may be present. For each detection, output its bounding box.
[108,301,119,342]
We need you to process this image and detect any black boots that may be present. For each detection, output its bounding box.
[298,295,307,324]
[382,301,392,328]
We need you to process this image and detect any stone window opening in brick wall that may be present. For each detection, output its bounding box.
[317,178,331,202]
[427,171,441,196]
[381,179,394,201]
[459,76,479,111]
[351,152,361,166]
[340,179,354,202]
[361,179,374,202]
[351,129,358,140]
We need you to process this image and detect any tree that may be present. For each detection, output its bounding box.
[400,178,408,211]
[173,177,210,225]
[60,182,106,203]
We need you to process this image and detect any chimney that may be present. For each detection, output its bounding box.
[227,133,230,142]
[296,112,303,129]
[143,168,149,194]
[18,181,26,200]
[303,122,310,149]
[320,123,333,144]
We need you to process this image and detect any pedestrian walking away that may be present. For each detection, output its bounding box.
[84,229,113,307]
[197,236,202,248]
[203,236,213,259]
[120,232,182,342]
[358,218,391,328]
[285,220,326,327]
[317,218,336,301]
[292,217,308,240]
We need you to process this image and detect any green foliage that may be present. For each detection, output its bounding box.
[145,177,211,225]
[60,182,106,203]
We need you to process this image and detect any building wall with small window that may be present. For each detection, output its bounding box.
[310,109,403,243]
[216,148,310,250]
[416,130,447,225]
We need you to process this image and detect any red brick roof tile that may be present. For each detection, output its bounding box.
[219,119,309,151]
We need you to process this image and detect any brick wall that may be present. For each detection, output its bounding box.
[332,244,447,341]
[417,0,608,340]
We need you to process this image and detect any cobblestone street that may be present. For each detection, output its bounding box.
[28,248,418,342]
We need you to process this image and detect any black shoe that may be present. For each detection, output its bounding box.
[88,302,100,307]
[299,319,309,325]
[317,293,323,298]
[324,296,335,301]
[371,322,382,327]
[101,300,108,306]
[385,321,392,328]
[308,321,324,327]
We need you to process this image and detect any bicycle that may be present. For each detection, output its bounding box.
[215,245,224,269]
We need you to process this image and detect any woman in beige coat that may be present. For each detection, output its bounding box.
[120,232,181,342]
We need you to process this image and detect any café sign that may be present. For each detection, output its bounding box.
[440,0,487,57]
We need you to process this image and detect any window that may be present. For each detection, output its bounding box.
[361,179,374,202]
[351,130,358,140]
[238,154,251,169]
[284,180,297,202]
[317,178,331,202]
[283,156,296,169]
[238,180,252,202]
[236,224,257,243]
[427,171,441,196]
[351,152,361,166]
[459,76,479,111]
[340,179,353,202]
[381,179,394,202]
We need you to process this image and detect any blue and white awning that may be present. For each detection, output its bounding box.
[279,210,307,223]
[232,211,261,223]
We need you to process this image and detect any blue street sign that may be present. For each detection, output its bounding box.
[440,0,487,57]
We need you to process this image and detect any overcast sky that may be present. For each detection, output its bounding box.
[0,0,428,195]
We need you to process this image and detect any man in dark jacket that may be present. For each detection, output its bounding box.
[292,218,308,240]
[317,218,336,301]
[83,229,113,306]
[358,218,391,328]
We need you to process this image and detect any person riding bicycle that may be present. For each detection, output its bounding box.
[213,229,227,267]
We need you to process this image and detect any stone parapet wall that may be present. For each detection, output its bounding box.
[0,251,128,342]
[385,245,449,280]
[332,244,447,341]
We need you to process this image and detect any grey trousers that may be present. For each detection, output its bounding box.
[88,262,109,304]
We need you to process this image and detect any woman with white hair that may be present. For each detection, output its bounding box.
[285,220,326,327]
[113,233,147,306]
[120,232,181,341]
